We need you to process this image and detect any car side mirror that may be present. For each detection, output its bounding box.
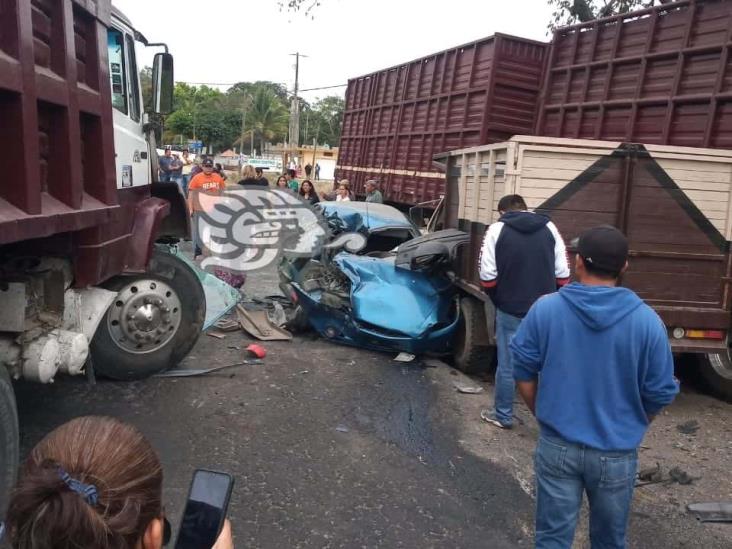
[152,52,174,114]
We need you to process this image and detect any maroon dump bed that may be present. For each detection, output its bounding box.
[0,0,133,285]
[337,34,548,205]
[536,0,732,148]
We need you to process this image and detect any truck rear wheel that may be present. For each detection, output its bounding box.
[453,296,496,374]
[699,351,732,402]
[90,250,205,380]
[0,366,19,520]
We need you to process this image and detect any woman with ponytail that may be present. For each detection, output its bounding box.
[5,416,232,548]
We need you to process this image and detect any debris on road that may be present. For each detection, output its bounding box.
[687,502,732,523]
[676,419,700,435]
[335,425,350,433]
[635,462,700,486]
[154,360,261,378]
[246,344,267,359]
[394,352,416,363]
[173,248,240,330]
[214,319,240,332]
[455,384,484,395]
[237,304,293,341]
[206,330,226,339]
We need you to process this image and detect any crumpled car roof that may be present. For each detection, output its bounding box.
[319,201,418,235]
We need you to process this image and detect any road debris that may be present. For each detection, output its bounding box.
[635,462,700,486]
[214,318,240,332]
[154,360,261,378]
[335,425,350,433]
[394,352,416,362]
[455,384,484,394]
[246,344,267,359]
[206,330,226,339]
[676,419,700,435]
[237,304,293,341]
[687,502,732,523]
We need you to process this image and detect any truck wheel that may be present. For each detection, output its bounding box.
[0,366,19,520]
[90,250,205,380]
[699,352,732,402]
[453,296,496,374]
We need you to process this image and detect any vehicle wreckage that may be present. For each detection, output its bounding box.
[278,202,490,369]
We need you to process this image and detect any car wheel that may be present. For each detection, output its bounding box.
[90,250,205,380]
[453,296,496,374]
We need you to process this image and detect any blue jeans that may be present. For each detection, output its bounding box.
[535,435,638,549]
[494,309,522,425]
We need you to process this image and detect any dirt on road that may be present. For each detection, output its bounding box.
[431,361,732,548]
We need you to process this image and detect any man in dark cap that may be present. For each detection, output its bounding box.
[510,225,679,548]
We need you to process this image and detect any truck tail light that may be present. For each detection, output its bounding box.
[685,329,725,340]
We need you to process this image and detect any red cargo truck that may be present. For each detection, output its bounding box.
[0,0,204,515]
[536,0,732,148]
[336,33,549,206]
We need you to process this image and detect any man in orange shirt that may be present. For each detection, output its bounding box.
[188,158,226,258]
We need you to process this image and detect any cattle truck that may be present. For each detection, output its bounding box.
[0,0,205,516]
[431,135,732,402]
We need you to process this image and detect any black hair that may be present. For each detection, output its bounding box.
[580,256,621,280]
[497,194,527,212]
[288,169,296,178]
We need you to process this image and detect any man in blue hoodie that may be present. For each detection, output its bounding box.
[479,195,570,429]
[511,225,679,548]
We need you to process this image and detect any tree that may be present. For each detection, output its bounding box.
[547,0,659,29]
[300,96,344,147]
[247,88,289,153]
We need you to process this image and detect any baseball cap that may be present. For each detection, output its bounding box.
[577,225,628,274]
[201,158,214,167]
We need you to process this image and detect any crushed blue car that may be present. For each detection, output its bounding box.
[278,201,468,355]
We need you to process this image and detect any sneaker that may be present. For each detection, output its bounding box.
[480,409,512,429]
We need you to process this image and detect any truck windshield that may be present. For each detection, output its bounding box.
[107,29,127,114]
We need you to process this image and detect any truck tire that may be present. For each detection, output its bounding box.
[0,366,19,521]
[453,296,496,374]
[90,250,205,380]
[699,352,732,402]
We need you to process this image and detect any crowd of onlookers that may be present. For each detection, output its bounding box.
[159,147,384,205]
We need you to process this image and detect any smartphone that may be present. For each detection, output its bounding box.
[174,469,234,549]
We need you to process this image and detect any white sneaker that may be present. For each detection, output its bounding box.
[480,409,512,429]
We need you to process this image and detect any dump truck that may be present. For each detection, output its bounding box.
[0,0,204,515]
[428,135,732,401]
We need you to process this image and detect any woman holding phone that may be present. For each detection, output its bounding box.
[4,416,234,549]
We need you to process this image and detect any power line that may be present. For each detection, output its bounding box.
[178,81,347,93]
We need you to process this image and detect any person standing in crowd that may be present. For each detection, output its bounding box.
[275,174,289,190]
[214,163,226,180]
[320,179,351,201]
[314,163,321,180]
[237,164,262,186]
[299,180,320,205]
[511,225,679,548]
[158,146,174,182]
[170,153,183,189]
[5,416,233,549]
[255,167,269,187]
[287,169,299,193]
[305,163,312,178]
[364,180,383,203]
[188,158,226,258]
[335,183,351,202]
[479,194,570,429]
[180,149,194,195]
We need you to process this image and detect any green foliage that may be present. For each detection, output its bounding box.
[152,74,343,153]
[299,96,344,147]
[548,0,657,29]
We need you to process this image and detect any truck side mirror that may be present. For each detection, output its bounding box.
[409,206,426,228]
[152,52,174,114]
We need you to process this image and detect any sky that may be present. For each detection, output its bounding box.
[115,0,554,103]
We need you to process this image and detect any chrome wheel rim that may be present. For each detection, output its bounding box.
[107,279,182,354]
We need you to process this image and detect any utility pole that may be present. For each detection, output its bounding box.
[240,107,247,156]
[288,52,307,165]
